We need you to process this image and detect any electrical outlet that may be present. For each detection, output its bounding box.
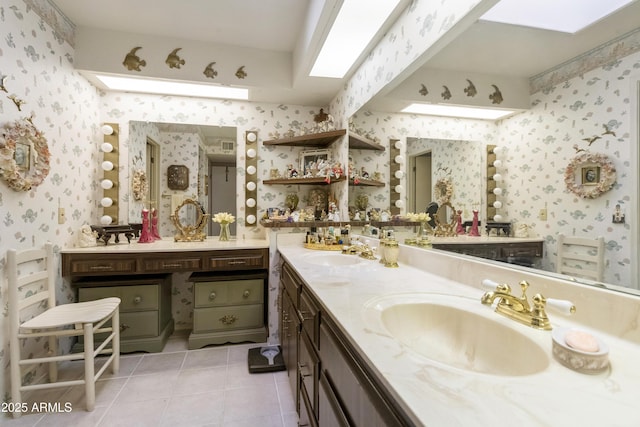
[58,207,66,224]
[539,208,547,221]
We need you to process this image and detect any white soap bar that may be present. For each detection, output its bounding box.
[565,329,600,353]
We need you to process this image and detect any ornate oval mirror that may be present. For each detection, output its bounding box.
[433,202,458,237]
[170,198,210,242]
[0,119,50,191]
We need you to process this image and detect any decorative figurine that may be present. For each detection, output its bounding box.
[151,208,161,239]
[78,224,98,247]
[456,210,465,235]
[469,210,481,236]
[138,209,155,243]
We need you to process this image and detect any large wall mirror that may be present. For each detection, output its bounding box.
[128,121,237,238]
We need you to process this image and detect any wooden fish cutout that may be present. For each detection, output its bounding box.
[441,85,451,100]
[464,79,477,97]
[203,62,218,79]
[166,48,185,69]
[123,47,146,71]
[489,84,503,104]
[235,66,247,79]
[419,84,428,96]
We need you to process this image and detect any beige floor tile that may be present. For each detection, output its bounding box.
[223,384,281,422]
[36,406,108,427]
[115,371,179,403]
[62,377,128,409]
[131,352,186,375]
[98,397,169,427]
[182,346,228,370]
[225,362,277,390]
[173,366,227,396]
[159,390,225,426]
[221,413,285,427]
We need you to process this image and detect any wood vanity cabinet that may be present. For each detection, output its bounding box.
[74,275,173,353]
[432,240,543,266]
[188,271,268,350]
[280,261,409,427]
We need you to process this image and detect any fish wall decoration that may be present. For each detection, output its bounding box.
[166,48,185,69]
[122,47,146,71]
[203,62,218,79]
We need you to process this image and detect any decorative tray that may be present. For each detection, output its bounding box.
[303,243,344,251]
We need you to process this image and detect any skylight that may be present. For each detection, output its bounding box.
[310,0,402,78]
[401,103,516,121]
[95,75,249,100]
[480,0,634,34]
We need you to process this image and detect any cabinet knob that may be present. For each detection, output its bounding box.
[243,290,250,298]
[219,314,238,325]
[133,296,142,304]
[209,292,217,300]
[120,324,130,332]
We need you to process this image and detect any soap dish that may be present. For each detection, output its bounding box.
[552,327,609,374]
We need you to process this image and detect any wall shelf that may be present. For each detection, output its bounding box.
[349,178,385,187]
[263,129,346,147]
[348,133,385,151]
[263,176,347,186]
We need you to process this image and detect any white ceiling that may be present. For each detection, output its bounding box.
[52,0,640,111]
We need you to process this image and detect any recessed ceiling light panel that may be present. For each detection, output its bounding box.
[401,103,516,120]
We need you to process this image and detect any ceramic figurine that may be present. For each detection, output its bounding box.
[151,208,161,239]
[456,210,465,235]
[138,209,155,243]
[469,210,481,236]
[78,224,98,247]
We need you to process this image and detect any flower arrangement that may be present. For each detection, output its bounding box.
[212,212,235,224]
[0,118,50,191]
[405,212,431,222]
[564,152,616,199]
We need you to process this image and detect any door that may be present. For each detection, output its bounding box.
[209,163,237,236]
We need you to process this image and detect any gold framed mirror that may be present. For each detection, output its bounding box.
[170,198,210,242]
[433,201,458,237]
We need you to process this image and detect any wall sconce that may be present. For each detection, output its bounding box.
[101,123,119,224]
[487,144,506,223]
[244,131,258,227]
[390,138,403,216]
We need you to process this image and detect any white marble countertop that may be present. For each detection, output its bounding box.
[61,237,269,253]
[428,235,543,244]
[276,234,640,427]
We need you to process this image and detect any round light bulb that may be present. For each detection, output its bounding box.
[246,214,256,224]
[394,185,403,193]
[100,197,113,207]
[246,132,257,142]
[246,148,256,158]
[246,198,256,207]
[394,170,404,179]
[493,146,503,155]
[493,187,502,196]
[246,181,256,191]
[246,165,256,175]
[493,201,502,209]
[493,214,503,222]
[100,215,113,225]
[493,173,502,181]
[101,124,114,135]
[493,159,503,168]
[394,155,404,164]
[100,142,113,153]
[102,161,114,171]
[394,140,404,149]
[101,179,113,189]
[394,199,404,208]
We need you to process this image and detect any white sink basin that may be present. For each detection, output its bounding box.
[302,252,364,267]
[363,293,550,376]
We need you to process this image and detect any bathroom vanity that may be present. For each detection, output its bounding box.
[61,239,269,352]
[275,233,640,426]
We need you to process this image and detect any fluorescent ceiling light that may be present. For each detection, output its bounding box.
[310,0,401,78]
[481,0,633,34]
[401,103,515,120]
[95,75,249,100]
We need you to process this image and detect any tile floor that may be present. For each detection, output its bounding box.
[2,333,298,427]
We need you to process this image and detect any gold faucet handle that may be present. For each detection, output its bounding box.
[518,280,530,298]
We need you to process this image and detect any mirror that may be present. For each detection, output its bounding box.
[171,198,210,242]
[128,121,237,238]
[433,202,458,237]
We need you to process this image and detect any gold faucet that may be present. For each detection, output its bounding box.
[481,280,576,330]
[341,239,377,260]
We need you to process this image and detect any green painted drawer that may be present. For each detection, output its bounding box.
[120,311,159,338]
[194,279,263,307]
[79,284,159,311]
[193,304,264,333]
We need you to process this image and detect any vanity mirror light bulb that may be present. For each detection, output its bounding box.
[246,148,257,158]
[493,214,503,222]
[100,142,114,153]
[394,140,404,149]
[493,200,503,209]
[100,197,113,207]
[101,161,114,171]
[394,170,404,179]
[394,185,403,193]
[493,159,503,168]
[100,215,113,225]
[246,198,256,207]
[101,179,114,189]
[394,199,404,208]
[493,173,502,181]
[246,214,256,224]
[394,155,404,164]
[246,181,256,191]
[493,146,503,155]
[246,165,256,175]
[101,124,114,135]
[493,187,503,196]
[246,132,257,142]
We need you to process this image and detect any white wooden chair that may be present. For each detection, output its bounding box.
[8,243,121,418]
[556,234,605,282]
